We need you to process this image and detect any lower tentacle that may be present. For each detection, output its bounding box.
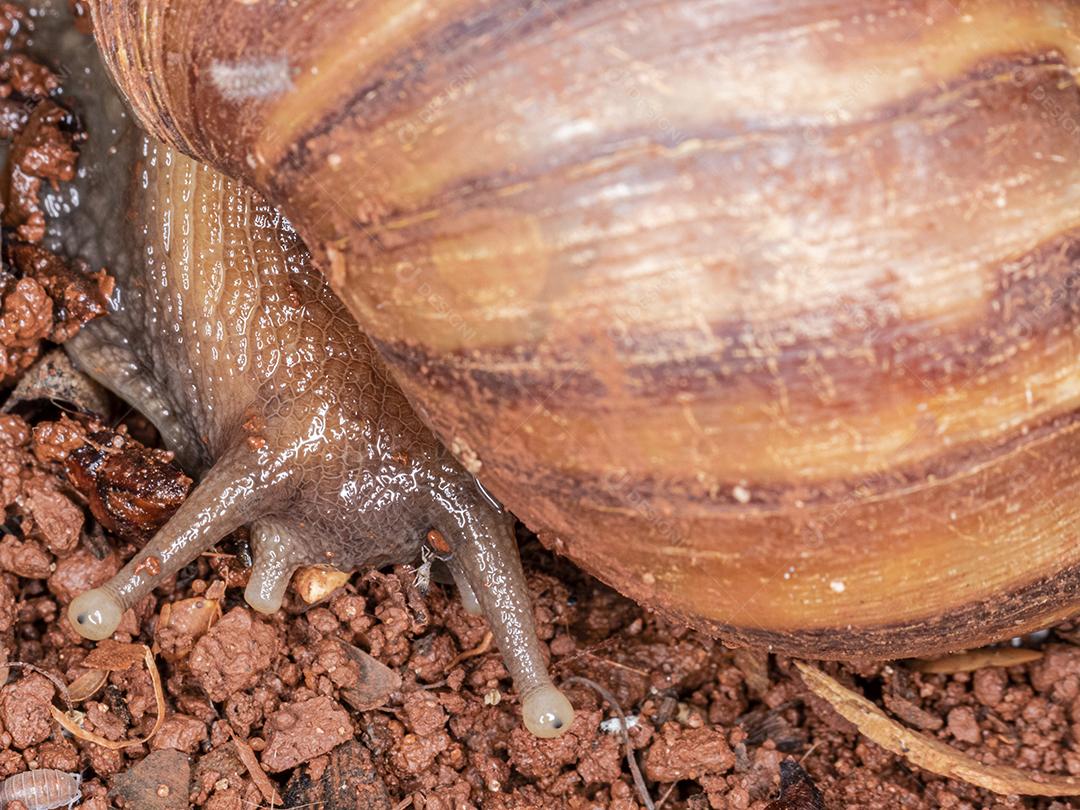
[445,564,483,615]
[442,513,575,738]
[244,520,301,614]
[68,445,284,639]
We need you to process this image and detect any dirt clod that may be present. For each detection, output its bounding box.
[23,476,82,554]
[151,713,208,754]
[260,695,354,773]
[946,705,982,745]
[109,749,190,810]
[0,672,55,748]
[643,722,736,783]
[189,607,278,702]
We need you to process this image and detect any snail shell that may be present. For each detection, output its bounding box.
[87,0,1080,657]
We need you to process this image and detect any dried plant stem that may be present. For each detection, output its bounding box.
[562,675,654,810]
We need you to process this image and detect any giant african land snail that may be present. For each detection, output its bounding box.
[49,0,1080,725]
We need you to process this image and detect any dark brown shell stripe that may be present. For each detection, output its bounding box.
[486,397,1080,636]
[93,2,1080,247]
[423,404,1080,515]
[369,227,1080,407]
[283,50,1077,226]
[87,0,1080,657]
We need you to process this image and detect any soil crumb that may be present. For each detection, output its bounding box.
[0,8,110,387]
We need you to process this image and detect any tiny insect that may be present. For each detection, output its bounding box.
[413,544,435,595]
[0,768,82,810]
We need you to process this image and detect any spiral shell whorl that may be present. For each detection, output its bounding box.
[89,0,1080,657]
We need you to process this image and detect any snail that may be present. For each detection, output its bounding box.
[30,2,573,738]
[57,0,1080,661]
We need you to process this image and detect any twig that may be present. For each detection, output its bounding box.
[582,653,648,678]
[552,637,620,669]
[444,631,493,672]
[227,724,283,807]
[50,645,165,749]
[797,661,1080,797]
[654,782,678,810]
[562,676,654,810]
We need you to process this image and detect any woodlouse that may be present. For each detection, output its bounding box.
[0,769,82,810]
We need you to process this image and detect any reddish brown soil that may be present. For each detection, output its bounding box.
[1,4,1080,809]
[5,416,1080,810]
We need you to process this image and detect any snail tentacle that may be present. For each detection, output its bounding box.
[440,501,575,738]
[69,443,285,639]
[448,565,483,616]
[244,519,303,615]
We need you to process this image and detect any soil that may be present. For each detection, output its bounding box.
[0,4,1079,809]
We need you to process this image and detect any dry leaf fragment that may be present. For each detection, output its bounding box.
[81,639,146,672]
[110,749,189,810]
[911,647,1043,674]
[445,630,493,672]
[2,348,111,415]
[50,644,165,749]
[734,648,771,699]
[339,642,402,712]
[796,662,1080,796]
[66,668,108,702]
[765,758,825,809]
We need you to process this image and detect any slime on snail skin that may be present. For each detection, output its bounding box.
[35,1,572,739]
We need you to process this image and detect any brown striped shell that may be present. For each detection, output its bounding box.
[87,0,1080,658]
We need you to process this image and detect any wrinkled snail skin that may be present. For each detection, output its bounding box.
[37,4,573,739]
[86,0,1080,659]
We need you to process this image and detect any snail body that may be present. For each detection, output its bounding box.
[37,4,572,738]
[84,0,1080,657]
